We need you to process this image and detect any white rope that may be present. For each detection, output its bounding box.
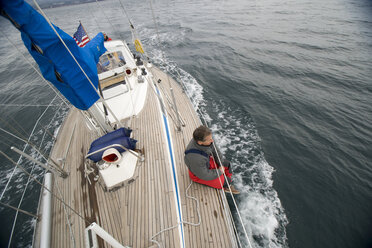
[32,0,124,129]
[150,181,201,248]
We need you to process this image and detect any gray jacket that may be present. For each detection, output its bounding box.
[184,139,222,181]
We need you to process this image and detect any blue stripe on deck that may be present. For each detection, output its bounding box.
[162,113,185,248]
[155,84,185,247]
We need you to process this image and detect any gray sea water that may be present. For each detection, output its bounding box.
[1,0,372,247]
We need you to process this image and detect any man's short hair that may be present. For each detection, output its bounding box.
[193,125,212,142]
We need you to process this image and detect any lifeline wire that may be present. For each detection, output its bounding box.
[198,100,253,248]
[176,68,253,248]
[167,62,248,246]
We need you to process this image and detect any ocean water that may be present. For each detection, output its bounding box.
[1,0,372,247]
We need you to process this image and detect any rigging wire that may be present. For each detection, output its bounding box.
[9,115,33,139]
[1,96,61,247]
[117,0,151,62]
[6,154,41,248]
[37,102,65,153]
[0,94,59,201]
[0,201,38,219]
[0,103,61,107]
[95,0,122,40]
[1,2,120,245]
[0,116,28,143]
[118,0,133,28]
[0,125,53,165]
[0,151,92,225]
[88,3,102,32]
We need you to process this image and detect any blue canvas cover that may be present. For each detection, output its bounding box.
[0,0,106,110]
[87,128,137,162]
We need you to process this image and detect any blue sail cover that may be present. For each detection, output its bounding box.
[0,0,106,110]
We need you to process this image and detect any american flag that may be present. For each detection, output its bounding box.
[73,23,90,47]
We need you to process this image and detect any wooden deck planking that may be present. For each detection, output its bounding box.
[45,65,236,248]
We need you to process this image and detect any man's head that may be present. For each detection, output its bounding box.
[193,125,213,146]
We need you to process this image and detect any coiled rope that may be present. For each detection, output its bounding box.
[149,181,201,247]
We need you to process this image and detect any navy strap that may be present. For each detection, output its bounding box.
[184,149,209,158]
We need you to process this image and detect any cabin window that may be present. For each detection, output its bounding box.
[97,51,126,73]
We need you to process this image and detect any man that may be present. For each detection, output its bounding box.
[184,125,240,194]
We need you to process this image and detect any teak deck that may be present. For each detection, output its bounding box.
[43,67,238,247]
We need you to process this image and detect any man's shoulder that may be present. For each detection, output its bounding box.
[185,139,196,151]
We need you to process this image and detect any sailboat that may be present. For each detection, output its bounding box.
[0,0,249,247]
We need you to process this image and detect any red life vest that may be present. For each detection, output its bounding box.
[188,156,232,189]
